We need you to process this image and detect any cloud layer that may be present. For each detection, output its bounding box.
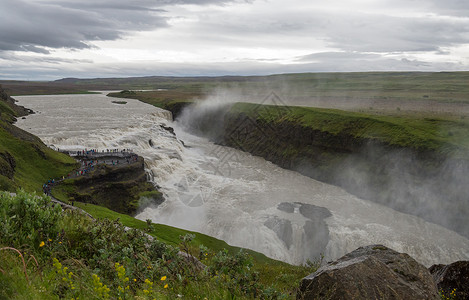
[1,0,469,79]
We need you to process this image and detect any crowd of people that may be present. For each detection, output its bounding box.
[67,148,134,156]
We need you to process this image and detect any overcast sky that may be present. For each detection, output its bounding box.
[1,0,469,80]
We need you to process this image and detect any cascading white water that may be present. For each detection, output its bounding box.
[15,93,469,266]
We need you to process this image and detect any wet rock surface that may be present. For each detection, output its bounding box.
[264,217,293,249]
[297,202,332,220]
[277,202,295,213]
[273,202,331,261]
[298,244,439,300]
[303,219,329,261]
[430,260,469,299]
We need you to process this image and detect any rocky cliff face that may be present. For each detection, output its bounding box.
[56,156,163,215]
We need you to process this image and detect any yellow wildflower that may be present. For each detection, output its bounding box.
[160,276,167,281]
[164,284,168,289]
[48,238,52,242]
[39,241,45,247]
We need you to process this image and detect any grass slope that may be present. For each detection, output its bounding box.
[75,202,283,265]
[1,191,318,299]
[0,127,77,191]
[73,202,315,293]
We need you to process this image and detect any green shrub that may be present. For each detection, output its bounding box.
[0,190,62,252]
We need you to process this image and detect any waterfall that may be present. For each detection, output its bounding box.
[15,93,469,266]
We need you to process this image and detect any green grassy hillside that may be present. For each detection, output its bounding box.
[0,191,315,299]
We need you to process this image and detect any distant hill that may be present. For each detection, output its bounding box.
[3,72,469,108]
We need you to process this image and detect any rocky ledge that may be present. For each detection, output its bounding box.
[52,153,163,215]
[298,244,469,300]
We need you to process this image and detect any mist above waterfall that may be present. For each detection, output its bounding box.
[176,89,238,138]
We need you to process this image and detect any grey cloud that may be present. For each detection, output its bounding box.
[43,1,167,12]
[0,51,93,64]
[409,0,469,17]
[297,52,381,62]
[44,0,243,7]
[179,4,469,54]
[331,15,466,53]
[0,0,245,54]
[400,58,431,67]
[0,0,140,52]
[315,12,469,53]
[289,48,463,72]
[1,0,237,54]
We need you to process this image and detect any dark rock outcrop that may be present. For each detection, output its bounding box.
[0,151,16,179]
[274,202,331,261]
[264,217,293,249]
[298,203,332,220]
[302,220,329,262]
[0,85,33,117]
[277,202,295,213]
[161,125,175,135]
[430,261,469,299]
[58,156,163,215]
[298,203,331,261]
[298,245,439,300]
[0,86,39,142]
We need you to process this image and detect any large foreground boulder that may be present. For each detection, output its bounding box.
[430,261,469,299]
[297,245,439,300]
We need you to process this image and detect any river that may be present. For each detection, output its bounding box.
[15,93,469,266]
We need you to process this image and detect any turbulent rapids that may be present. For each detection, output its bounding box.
[15,93,469,266]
